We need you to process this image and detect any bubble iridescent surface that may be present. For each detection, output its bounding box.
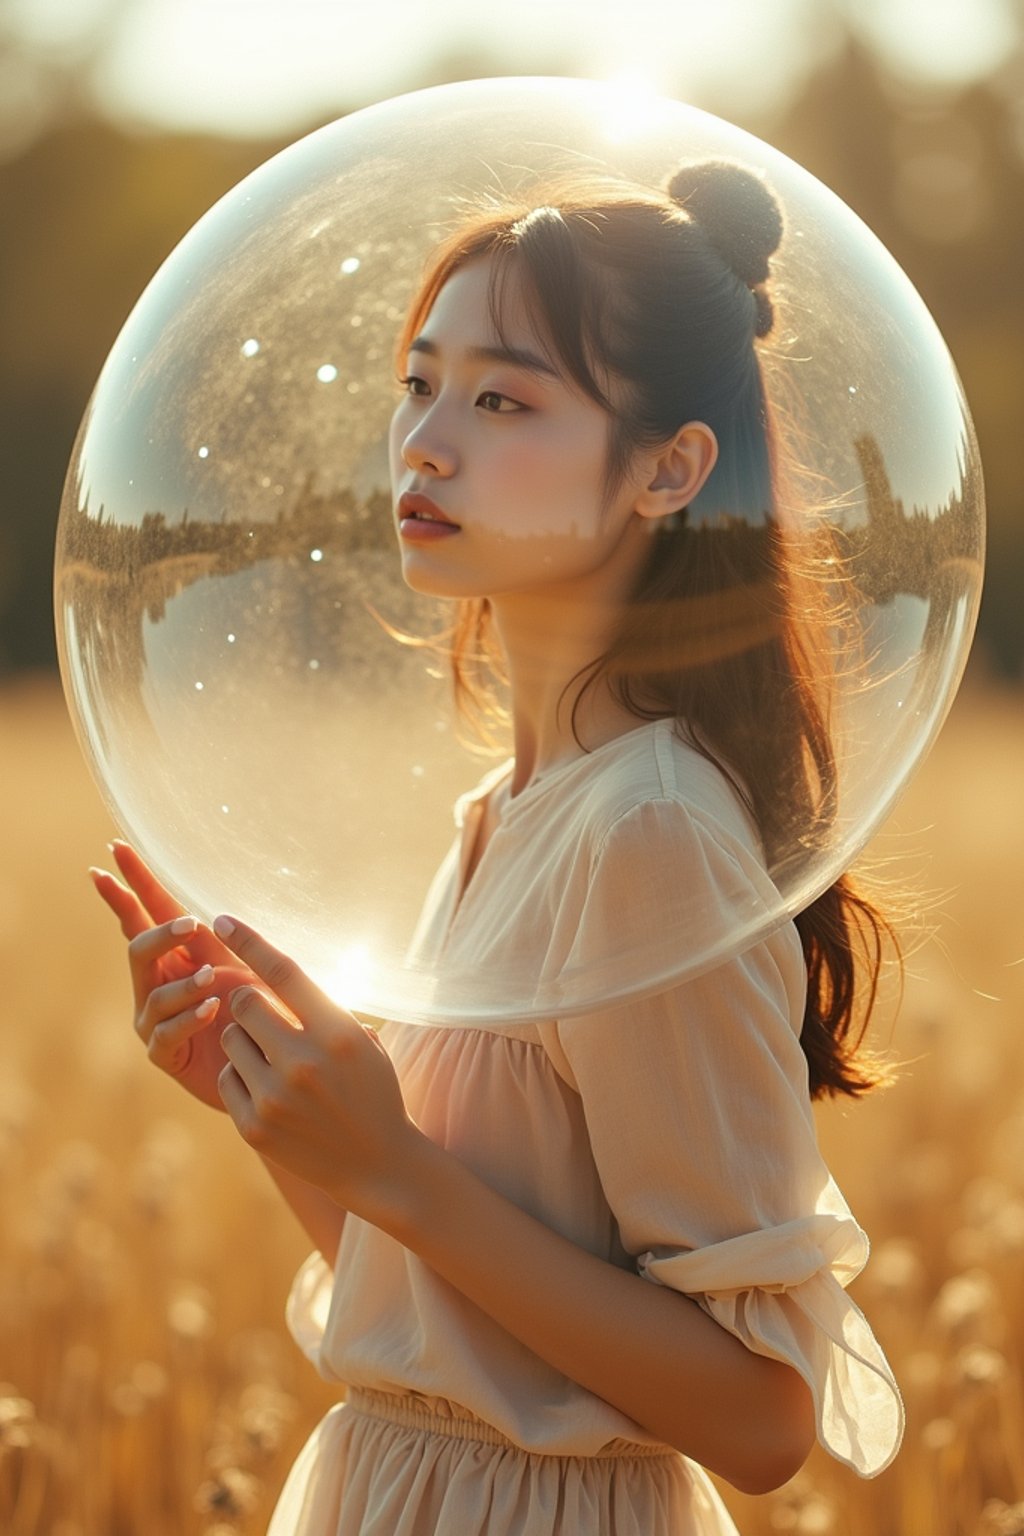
[54,77,983,1022]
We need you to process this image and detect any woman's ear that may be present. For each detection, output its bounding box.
[633,422,718,523]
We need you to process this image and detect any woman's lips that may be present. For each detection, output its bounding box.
[398,491,461,541]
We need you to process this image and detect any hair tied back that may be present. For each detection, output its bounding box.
[666,160,783,337]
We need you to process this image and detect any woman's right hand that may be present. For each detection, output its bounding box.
[90,842,257,1111]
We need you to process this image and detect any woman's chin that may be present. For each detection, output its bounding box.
[398,557,482,602]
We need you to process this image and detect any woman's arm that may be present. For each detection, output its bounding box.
[257,1156,346,1267]
[385,1134,815,1495]
[212,914,816,1495]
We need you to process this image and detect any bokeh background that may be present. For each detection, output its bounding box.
[2,2,1023,1532]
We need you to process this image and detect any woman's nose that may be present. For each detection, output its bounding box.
[401,411,458,477]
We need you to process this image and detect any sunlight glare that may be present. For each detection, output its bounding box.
[601,72,668,144]
[316,942,378,1011]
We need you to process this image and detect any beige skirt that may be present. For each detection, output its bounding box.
[266,1389,740,1536]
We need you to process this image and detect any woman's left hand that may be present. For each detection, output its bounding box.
[212,914,424,1222]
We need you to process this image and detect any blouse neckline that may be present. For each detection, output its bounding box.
[455,718,675,833]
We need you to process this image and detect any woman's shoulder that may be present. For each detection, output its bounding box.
[428,717,794,1026]
[455,719,758,857]
[570,719,761,857]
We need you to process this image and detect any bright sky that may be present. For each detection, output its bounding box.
[8,0,1022,138]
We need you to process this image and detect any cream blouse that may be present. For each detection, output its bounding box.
[286,719,903,1480]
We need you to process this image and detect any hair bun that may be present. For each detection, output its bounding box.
[666,160,783,289]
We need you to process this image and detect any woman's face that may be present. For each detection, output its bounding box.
[388,256,652,605]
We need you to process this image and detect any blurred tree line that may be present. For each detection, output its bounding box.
[1,28,1021,678]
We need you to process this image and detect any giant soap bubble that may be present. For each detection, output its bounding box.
[55,77,983,1023]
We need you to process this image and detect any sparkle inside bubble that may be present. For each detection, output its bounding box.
[340,256,360,275]
[309,548,323,562]
[316,364,338,383]
[197,445,209,459]
[241,338,260,358]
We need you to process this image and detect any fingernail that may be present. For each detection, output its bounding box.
[213,916,235,939]
[193,964,215,987]
[88,866,112,880]
[171,915,198,936]
[196,996,219,1021]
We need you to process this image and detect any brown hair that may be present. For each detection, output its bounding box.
[397,165,897,1099]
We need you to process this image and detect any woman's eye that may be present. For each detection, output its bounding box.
[477,391,521,413]
[397,374,430,397]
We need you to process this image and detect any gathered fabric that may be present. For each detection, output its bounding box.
[269,1389,739,1536]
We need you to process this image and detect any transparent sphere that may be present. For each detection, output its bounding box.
[55,77,983,1023]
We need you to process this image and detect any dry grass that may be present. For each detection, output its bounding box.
[1,672,1022,1535]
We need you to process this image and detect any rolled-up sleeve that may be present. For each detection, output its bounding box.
[544,926,904,1477]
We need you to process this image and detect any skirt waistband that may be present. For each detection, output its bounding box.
[346,1388,675,1460]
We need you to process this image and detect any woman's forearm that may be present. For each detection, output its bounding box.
[259,1154,347,1266]
[384,1133,815,1495]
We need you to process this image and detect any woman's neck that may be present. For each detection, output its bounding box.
[490,587,643,798]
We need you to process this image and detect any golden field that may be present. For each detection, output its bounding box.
[1,672,1023,1536]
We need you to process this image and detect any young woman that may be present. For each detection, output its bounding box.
[92,160,904,1535]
